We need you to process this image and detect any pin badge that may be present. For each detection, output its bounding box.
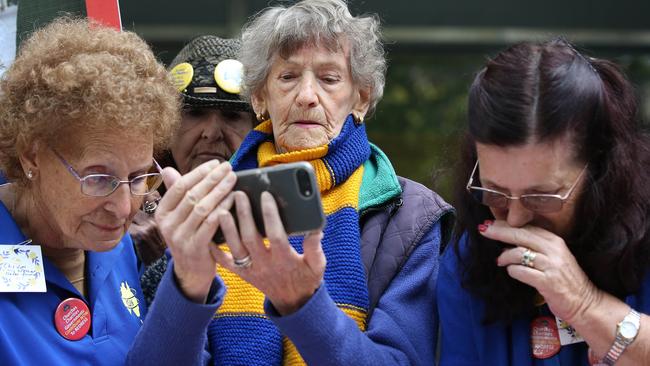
[530,316,561,359]
[555,317,584,346]
[214,59,244,94]
[170,62,194,92]
[54,298,91,341]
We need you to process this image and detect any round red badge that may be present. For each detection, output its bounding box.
[530,316,561,359]
[54,298,91,341]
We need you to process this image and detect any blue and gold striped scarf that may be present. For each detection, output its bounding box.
[208,115,371,365]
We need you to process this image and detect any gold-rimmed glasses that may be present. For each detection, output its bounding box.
[466,160,588,213]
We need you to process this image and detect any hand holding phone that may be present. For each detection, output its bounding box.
[213,162,325,243]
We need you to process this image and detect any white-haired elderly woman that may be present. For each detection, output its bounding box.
[153,0,452,364]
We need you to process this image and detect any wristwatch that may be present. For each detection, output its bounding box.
[602,309,641,365]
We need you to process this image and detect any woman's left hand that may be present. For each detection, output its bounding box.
[212,191,326,315]
[482,220,602,324]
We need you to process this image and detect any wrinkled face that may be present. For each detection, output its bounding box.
[475,138,586,238]
[253,42,369,152]
[28,129,154,251]
[171,108,254,173]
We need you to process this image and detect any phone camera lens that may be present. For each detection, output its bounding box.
[296,169,313,198]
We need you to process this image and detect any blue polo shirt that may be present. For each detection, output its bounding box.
[0,201,148,364]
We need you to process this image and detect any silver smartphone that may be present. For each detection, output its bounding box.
[213,162,326,244]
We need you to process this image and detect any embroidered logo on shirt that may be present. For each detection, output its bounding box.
[120,281,141,320]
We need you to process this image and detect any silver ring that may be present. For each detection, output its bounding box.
[521,249,537,268]
[233,255,252,269]
[143,200,158,215]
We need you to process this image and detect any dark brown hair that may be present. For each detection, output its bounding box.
[454,39,650,324]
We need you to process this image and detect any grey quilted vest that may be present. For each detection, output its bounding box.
[360,176,455,319]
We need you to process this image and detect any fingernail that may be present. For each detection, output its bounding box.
[484,220,493,226]
[478,224,488,233]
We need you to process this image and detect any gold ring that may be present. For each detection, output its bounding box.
[521,249,537,268]
[233,255,252,269]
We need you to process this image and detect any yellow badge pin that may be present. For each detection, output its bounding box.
[214,59,244,94]
[170,62,194,92]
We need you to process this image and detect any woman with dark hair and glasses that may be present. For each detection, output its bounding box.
[437,39,650,365]
[0,18,227,364]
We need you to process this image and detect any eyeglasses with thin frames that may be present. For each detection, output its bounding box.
[465,160,588,213]
[52,149,163,197]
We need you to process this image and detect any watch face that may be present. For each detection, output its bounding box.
[620,321,638,340]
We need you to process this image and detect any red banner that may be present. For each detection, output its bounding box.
[85,0,121,30]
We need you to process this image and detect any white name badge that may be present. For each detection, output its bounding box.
[0,244,46,292]
[555,316,585,346]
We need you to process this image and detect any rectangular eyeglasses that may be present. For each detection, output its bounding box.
[465,160,588,213]
[52,149,163,197]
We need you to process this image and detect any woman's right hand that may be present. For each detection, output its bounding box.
[154,160,236,303]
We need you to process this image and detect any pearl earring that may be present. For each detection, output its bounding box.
[26,170,33,179]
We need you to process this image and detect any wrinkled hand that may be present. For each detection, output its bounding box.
[212,191,326,315]
[481,220,601,324]
[155,160,236,303]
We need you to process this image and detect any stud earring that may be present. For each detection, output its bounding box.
[256,111,269,123]
[26,170,33,179]
[143,200,159,215]
[353,113,364,124]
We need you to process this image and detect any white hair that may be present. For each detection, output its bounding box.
[240,0,386,115]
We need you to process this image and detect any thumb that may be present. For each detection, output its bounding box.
[302,230,326,275]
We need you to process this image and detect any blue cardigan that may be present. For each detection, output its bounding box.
[266,223,442,365]
[437,234,650,366]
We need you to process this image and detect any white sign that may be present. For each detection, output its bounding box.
[0,244,47,292]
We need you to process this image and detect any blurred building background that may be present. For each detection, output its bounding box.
[11,0,650,200]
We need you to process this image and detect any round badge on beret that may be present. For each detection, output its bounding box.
[170,62,194,92]
[54,298,92,341]
[214,59,244,94]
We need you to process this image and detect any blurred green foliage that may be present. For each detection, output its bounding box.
[368,51,650,202]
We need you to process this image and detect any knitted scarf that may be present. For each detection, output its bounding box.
[208,115,371,365]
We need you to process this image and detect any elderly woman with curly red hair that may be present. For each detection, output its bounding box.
[0,18,228,365]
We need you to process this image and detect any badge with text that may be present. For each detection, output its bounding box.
[555,316,585,346]
[54,298,91,340]
[0,244,46,292]
[170,62,194,92]
[214,59,243,94]
[531,316,561,359]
